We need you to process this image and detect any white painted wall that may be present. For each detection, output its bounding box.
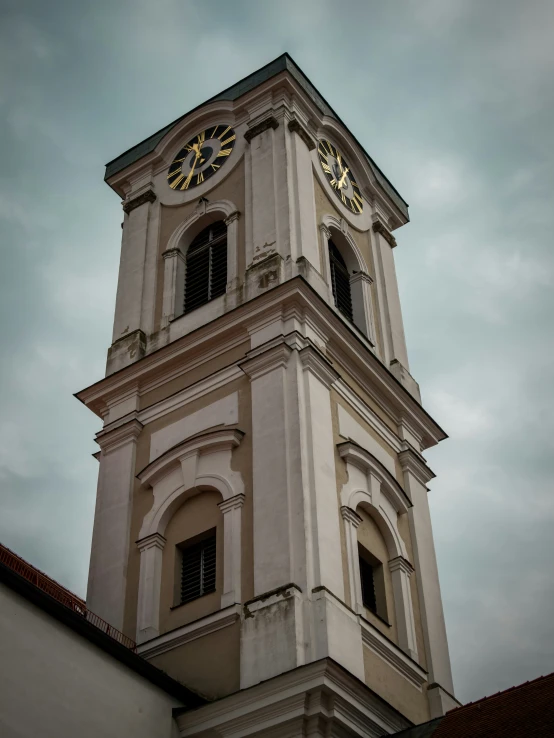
[0,584,179,738]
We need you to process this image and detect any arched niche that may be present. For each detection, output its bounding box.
[338,440,418,661]
[135,428,245,644]
[319,215,376,345]
[161,199,241,329]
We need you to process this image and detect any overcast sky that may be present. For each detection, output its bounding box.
[1,0,553,706]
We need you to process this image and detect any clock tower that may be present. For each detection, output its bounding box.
[77,54,458,737]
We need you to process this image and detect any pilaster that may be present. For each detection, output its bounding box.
[87,417,143,631]
[136,532,166,644]
[218,493,245,607]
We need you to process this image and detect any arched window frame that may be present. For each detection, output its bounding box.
[338,440,419,663]
[319,216,377,346]
[135,428,245,645]
[161,199,240,330]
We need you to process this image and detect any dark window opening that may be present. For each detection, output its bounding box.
[358,543,389,623]
[179,530,216,605]
[328,240,353,322]
[184,221,227,314]
[359,555,377,613]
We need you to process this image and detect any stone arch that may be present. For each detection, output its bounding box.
[319,215,376,344]
[161,199,241,327]
[135,429,245,644]
[338,440,418,660]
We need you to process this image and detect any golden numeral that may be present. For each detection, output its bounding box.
[330,179,337,187]
[322,163,331,174]
[197,130,205,144]
[220,135,235,146]
[218,125,232,140]
[341,193,347,204]
[197,171,204,184]
[167,168,181,179]
[210,127,218,139]
[217,148,232,157]
[169,173,185,189]
[353,192,363,203]
[211,163,220,171]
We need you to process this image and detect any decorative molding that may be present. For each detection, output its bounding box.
[318,222,331,239]
[288,118,316,150]
[137,428,244,487]
[95,417,143,454]
[372,220,397,248]
[161,247,184,261]
[340,505,362,528]
[388,556,414,576]
[136,532,166,553]
[224,210,241,226]
[360,618,427,691]
[338,440,411,514]
[398,447,436,486]
[298,345,339,388]
[350,270,373,286]
[174,658,411,737]
[244,116,279,142]
[123,189,156,214]
[239,342,292,381]
[218,493,245,514]
[139,364,244,424]
[137,604,241,659]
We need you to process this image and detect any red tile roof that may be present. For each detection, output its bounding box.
[433,672,554,737]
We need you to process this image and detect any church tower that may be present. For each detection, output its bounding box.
[77,54,458,736]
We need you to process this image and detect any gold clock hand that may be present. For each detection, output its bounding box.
[338,167,349,189]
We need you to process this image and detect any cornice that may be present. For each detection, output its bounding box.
[398,447,436,486]
[218,493,245,514]
[388,556,415,576]
[76,277,446,449]
[122,188,156,214]
[136,532,166,553]
[288,118,316,150]
[244,115,279,142]
[137,604,241,659]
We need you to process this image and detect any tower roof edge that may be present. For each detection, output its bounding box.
[104,53,408,219]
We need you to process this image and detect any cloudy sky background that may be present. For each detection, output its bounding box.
[1,0,553,705]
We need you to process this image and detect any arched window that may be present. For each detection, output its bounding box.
[328,240,353,323]
[184,221,227,314]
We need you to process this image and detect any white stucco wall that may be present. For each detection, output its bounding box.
[0,584,181,738]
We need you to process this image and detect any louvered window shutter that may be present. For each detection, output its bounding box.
[359,555,377,613]
[184,221,228,314]
[180,533,217,605]
[328,241,353,322]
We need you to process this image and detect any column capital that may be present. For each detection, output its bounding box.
[288,118,316,150]
[224,210,241,226]
[95,416,143,453]
[319,223,332,239]
[218,493,246,514]
[123,189,156,214]
[299,345,339,388]
[398,448,435,485]
[341,505,363,528]
[372,219,397,248]
[244,116,279,143]
[239,342,292,381]
[350,270,373,286]
[136,532,166,553]
[388,556,414,576]
[162,246,185,261]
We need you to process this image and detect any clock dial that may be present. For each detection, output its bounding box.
[317,139,363,214]
[167,125,236,191]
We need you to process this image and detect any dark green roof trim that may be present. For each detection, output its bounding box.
[105,53,408,219]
